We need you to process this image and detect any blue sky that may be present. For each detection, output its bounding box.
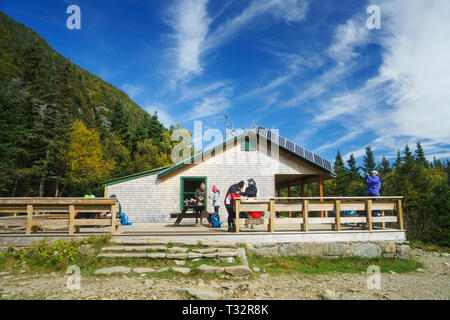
[1,0,450,166]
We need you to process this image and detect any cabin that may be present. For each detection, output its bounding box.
[101,126,335,223]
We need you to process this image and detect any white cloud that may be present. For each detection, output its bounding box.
[296,0,450,160]
[120,84,144,100]
[165,0,308,81]
[165,0,211,79]
[183,88,232,121]
[328,16,369,64]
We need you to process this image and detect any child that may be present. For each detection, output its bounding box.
[208,186,222,228]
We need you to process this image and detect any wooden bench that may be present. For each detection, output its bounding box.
[0,198,120,235]
[171,205,210,226]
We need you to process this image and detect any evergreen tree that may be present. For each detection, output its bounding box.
[403,144,414,164]
[379,156,391,175]
[394,149,402,169]
[110,103,132,150]
[334,150,344,168]
[414,142,428,168]
[346,154,360,178]
[362,146,376,173]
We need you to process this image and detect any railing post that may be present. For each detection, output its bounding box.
[381,210,385,229]
[26,204,33,235]
[111,202,117,234]
[301,199,309,232]
[235,198,240,233]
[365,199,373,231]
[334,199,341,232]
[269,199,275,232]
[397,199,404,230]
[69,204,75,235]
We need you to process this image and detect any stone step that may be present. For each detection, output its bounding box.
[101,245,167,252]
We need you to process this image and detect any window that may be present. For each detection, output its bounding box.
[180,177,207,210]
[241,136,257,151]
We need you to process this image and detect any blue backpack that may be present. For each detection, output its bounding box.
[209,214,222,228]
[120,213,132,226]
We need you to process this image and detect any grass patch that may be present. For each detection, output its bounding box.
[247,254,423,275]
[410,241,450,254]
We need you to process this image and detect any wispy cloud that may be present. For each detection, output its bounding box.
[183,87,233,121]
[205,0,308,52]
[165,0,211,79]
[120,83,145,100]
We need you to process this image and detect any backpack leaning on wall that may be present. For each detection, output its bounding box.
[209,214,222,228]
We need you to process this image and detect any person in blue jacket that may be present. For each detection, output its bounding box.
[365,170,382,196]
[365,170,382,216]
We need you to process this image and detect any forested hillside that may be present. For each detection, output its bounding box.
[0,11,185,197]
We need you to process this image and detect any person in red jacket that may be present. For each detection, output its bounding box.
[224,181,244,232]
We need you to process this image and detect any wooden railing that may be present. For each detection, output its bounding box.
[234,196,404,233]
[0,198,119,235]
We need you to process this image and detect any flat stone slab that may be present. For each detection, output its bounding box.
[147,252,166,259]
[101,245,166,252]
[172,267,191,275]
[202,253,218,258]
[170,240,198,246]
[182,287,222,300]
[94,266,131,275]
[197,264,225,274]
[224,266,252,277]
[217,251,238,258]
[168,247,188,253]
[192,248,218,253]
[167,253,188,259]
[110,239,149,245]
[203,241,238,248]
[97,253,148,258]
[187,252,203,259]
[110,239,168,245]
[133,267,156,273]
[157,267,170,273]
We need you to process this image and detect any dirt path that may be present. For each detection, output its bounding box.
[1,250,449,300]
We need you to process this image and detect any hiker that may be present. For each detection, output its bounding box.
[207,186,222,228]
[224,181,245,232]
[76,195,97,219]
[194,182,207,222]
[241,178,261,229]
[365,170,382,216]
[108,194,132,225]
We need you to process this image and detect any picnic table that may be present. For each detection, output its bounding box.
[171,204,209,227]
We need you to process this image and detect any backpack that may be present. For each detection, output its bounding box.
[209,214,222,228]
[120,212,132,226]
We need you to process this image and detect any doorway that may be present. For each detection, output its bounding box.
[180,177,207,210]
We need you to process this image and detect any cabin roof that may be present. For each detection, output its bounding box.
[102,126,335,187]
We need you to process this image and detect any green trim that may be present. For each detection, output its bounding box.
[101,165,174,187]
[180,176,207,211]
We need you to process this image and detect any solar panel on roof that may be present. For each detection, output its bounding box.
[254,126,333,173]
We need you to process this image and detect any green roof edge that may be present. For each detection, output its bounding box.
[101,165,174,187]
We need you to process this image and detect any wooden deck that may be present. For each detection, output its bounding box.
[0,198,119,235]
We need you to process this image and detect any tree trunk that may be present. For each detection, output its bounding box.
[54,180,59,197]
[11,180,18,197]
[38,177,45,197]
[59,182,67,197]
